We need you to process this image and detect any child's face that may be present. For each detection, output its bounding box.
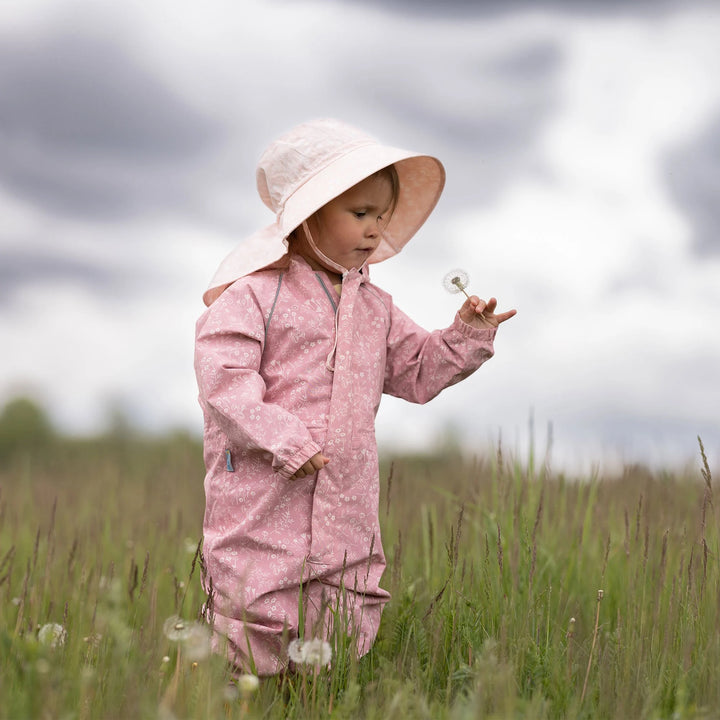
[304,174,394,272]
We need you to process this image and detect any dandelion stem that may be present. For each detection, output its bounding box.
[451,277,470,298]
[580,590,603,705]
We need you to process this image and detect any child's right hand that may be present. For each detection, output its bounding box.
[289,452,330,480]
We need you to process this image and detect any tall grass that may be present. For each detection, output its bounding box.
[1,429,718,718]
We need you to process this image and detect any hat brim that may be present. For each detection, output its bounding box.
[279,145,445,263]
[204,142,445,306]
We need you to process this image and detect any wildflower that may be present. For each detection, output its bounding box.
[184,537,199,554]
[162,615,212,662]
[38,623,67,648]
[182,623,212,662]
[288,638,305,663]
[223,684,239,702]
[287,637,332,667]
[303,638,332,666]
[163,615,193,642]
[443,269,471,299]
[236,673,260,697]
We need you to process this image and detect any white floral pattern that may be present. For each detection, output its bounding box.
[194,253,496,675]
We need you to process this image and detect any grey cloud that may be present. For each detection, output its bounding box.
[665,112,720,257]
[338,0,695,18]
[0,246,161,306]
[362,40,561,208]
[0,31,225,219]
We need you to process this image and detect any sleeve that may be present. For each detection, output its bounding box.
[383,302,497,405]
[194,285,321,479]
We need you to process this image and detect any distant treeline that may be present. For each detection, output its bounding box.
[0,396,203,468]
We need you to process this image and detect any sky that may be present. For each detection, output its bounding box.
[1,0,719,474]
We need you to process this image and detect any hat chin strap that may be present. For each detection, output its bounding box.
[301,221,367,277]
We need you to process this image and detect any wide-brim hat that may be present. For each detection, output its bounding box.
[203,118,445,306]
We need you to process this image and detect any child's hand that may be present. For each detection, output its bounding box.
[290,452,330,480]
[459,296,516,329]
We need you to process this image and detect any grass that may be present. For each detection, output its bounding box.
[0,425,718,719]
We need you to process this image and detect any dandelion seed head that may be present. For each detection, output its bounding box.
[184,537,199,554]
[223,683,239,702]
[288,638,305,663]
[163,615,193,642]
[287,637,332,666]
[236,673,260,697]
[38,623,67,648]
[182,623,212,661]
[442,269,470,295]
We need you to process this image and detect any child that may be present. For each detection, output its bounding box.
[194,118,516,676]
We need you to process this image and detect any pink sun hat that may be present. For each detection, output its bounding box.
[203,118,445,306]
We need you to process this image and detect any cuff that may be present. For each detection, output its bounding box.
[452,312,498,341]
[276,440,323,480]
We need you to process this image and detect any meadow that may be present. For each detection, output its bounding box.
[1,398,719,719]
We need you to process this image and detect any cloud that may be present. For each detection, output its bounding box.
[1,0,719,472]
[0,248,126,303]
[339,0,694,19]
[0,28,224,218]
[665,112,720,256]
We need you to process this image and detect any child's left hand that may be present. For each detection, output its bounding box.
[459,296,516,329]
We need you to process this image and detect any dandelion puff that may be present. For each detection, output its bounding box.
[182,623,212,662]
[184,537,198,554]
[236,674,260,697]
[38,623,67,648]
[223,683,239,702]
[302,638,332,667]
[288,638,305,663]
[162,615,193,642]
[442,269,471,299]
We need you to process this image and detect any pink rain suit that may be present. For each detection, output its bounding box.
[195,252,497,674]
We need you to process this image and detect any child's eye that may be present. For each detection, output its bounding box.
[353,211,367,218]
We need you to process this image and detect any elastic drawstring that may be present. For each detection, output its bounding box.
[301,220,367,373]
[302,221,348,276]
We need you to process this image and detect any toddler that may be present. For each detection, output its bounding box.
[194,118,515,675]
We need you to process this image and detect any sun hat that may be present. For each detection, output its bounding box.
[203,118,445,306]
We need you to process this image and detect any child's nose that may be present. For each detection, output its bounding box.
[365,219,381,237]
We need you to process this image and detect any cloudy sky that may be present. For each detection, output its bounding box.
[1,0,719,473]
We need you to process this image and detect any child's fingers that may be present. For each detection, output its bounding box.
[495,308,517,324]
[309,454,329,471]
[290,453,329,480]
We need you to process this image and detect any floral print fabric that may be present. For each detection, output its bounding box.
[194,253,496,675]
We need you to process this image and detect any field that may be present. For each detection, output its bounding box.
[1,402,719,719]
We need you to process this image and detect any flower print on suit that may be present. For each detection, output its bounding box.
[195,253,496,675]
